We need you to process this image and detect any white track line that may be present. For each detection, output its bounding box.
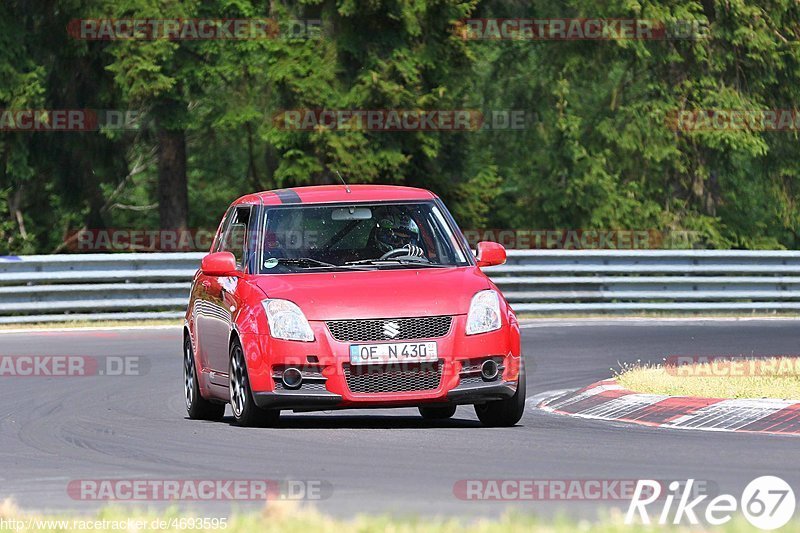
[527,389,573,408]
[535,382,800,437]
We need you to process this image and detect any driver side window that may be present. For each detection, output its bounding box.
[217,206,252,272]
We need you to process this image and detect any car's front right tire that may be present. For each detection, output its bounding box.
[229,340,280,427]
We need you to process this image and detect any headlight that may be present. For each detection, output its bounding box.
[262,299,315,342]
[466,290,502,335]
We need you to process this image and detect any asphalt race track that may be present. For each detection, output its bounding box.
[1,319,798,518]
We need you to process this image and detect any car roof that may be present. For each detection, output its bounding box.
[234,184,437,206]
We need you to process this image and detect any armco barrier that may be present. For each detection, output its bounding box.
[489,250,800,313]
[0,250,799,323]
[0,253,203,324]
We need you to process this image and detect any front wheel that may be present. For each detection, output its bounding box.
[474,361,526,427]
[229,340,280,427]
[184,335,225,421]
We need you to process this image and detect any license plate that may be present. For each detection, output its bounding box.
[349,342,438,365]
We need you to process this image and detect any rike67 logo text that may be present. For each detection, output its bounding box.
[627,476,795,530]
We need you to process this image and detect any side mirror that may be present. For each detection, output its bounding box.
[475,241,506,267]
[200,251,239,276]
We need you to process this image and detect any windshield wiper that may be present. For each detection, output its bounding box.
[275,257,337,268]
[268,257,373,271]
[344,258,451,268]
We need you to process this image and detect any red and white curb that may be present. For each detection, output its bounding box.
[538,379,800,436]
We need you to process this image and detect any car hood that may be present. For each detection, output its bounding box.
[250,267,490,320]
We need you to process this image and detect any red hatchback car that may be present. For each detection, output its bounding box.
[183,185,525,427]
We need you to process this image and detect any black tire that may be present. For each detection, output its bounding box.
[229,340,280,427]
[184,335,225,421]
[474,362,526,427]
[418,405,457,420]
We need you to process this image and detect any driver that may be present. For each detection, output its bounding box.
[372,214,424,257]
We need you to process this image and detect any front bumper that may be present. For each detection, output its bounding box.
[253,390,343,410]
[253,380,517,411]
[239,314,522,411]
[447,379,517,404]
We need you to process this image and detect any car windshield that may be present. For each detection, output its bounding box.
[258,201,469,273]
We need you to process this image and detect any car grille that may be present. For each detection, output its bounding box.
[326,316,452,342]
[343,362,442,394]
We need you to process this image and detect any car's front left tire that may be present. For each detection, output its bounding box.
[184,335,225,421]
[229,340,280,427]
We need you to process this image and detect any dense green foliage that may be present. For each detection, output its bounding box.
[1,0,798,253]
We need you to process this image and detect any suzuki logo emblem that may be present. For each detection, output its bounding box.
[383,321,400,338]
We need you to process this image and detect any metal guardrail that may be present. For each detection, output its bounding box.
[489,249,800,313]
[0,253,202,324]
[0,250,799,323]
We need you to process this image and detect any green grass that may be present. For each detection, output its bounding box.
[616,357,800,400]
[0,500,794,533]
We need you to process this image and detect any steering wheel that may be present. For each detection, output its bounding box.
[379,248,428,261]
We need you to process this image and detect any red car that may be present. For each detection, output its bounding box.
[183,185,525,427]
